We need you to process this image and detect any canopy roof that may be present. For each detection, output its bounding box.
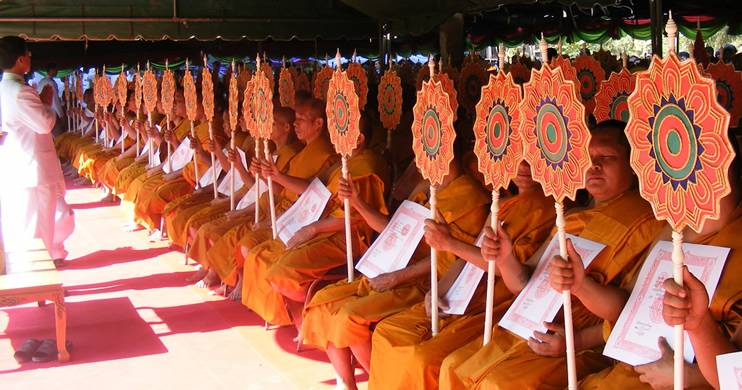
[0,0,377,41]
[9,0,742,70]
[0,0,622,41]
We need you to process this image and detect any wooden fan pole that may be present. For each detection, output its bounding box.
[483,190,499,345]
[121,105,126,154]
[386,129,392,151]
[265,141,278,239]
[147,113,153,168]
[663,14,685,390]
[66,92,71,134]
[556,201,577,390]
[230,129,236,211]
[94,103,100,145]
[191,120,200,189]
[78,83,84,135]
[209,120,218,198]
[254,138,261,224]
[672,229,685,390]
[104,105,110,147]
[430,184,439,336]
[342,156,354,282]
[136,108,141,157]
[167,115,172,173]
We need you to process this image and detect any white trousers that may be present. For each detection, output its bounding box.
[0,181,74,260]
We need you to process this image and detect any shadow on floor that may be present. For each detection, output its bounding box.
[63,246,172,270]
[0,297,167,372]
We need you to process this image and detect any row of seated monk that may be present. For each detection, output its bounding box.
[55,88,741,390]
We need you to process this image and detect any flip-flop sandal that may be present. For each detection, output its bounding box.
[13,339,41,363]
[31,339,73,363]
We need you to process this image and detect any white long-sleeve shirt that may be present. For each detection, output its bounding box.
[37,75,64,118]
[0,72,61,189]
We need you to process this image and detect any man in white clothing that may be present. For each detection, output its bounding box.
[0,36,74,266]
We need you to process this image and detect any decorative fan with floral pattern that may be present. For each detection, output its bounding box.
[377,69,403,130]
[705,60,742,129]
[594,68,637,123]
[572,54,606,115]
[626,53,734,232]
[517,64,591,202]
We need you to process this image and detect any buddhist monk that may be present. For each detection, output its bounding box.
[118,89,191,230]
[578,141,742,389]
[185,108,303,290]
[240,113,390,326]
[163,106,254,249]
[301,153,490,390]
[202,98,339,298]
[439,120,665,390]
[129,92,225,234]
[369,161,556,389]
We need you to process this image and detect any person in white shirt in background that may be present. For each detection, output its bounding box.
[36,62,65,136]
[0,36,74,267]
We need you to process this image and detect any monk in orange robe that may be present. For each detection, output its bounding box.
[131,97,226,234]
[369,161,556,389]
[185,134,303,288]
[439,120,665,390]
[176,107,298,259]
[163,102,261,250]
[202,98,339,297]
[578,152,742,390]
[301,156,490,390]
[240,116,391,326]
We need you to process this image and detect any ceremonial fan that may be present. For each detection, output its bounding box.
[161,60,176,174]
[134,64,143,156]
[474,43,523,346]
[183,59,201,189]
[92,71,102,145]
[377,64,403,150]
[593,55,637,123]
[253,54,278,238]
[242,62,261,224]
[704,60,742,129]
[346,50,368,110]
[516,34,592,390]
[624,13,734,390]
[279,57,296,109]
[313,55,333,102]
[572,50,606,116]
[295,67,311,93]
[326,49,362,282]
[201,56,218,198]
[76,72,84,135]
[228,60,240,211]
[97,68,114,148]
[115,65,128,154]
[459,52,489,116]
[411,58,457,336]
[142,62,158,169]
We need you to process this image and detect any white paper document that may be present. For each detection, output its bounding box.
[163,137,194,174]
[716,351,742,390]
[603,241,729,366]
[140,125,162,165]
[217,148,248,196]
[275,178,332,244]
[355,200,430,279]
[236,179,268,210]
[499,234,606,340]
[198,149,225,187]
[441,233,486,315]
[234,155,278,209]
